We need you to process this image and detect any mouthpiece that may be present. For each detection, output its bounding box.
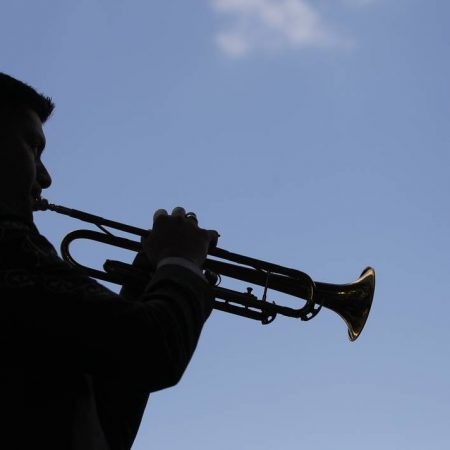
[33,197,50,211]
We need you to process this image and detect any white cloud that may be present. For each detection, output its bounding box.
[211,0,353,58]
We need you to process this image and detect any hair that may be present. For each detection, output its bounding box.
[0,73,54,123]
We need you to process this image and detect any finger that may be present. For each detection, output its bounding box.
[184,211,198,224]
[207,230,220,249]
[153,209,168,223]
[141,229,153,244]
[171,206,186,217]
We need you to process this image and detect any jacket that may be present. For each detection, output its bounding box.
[0,216,212,449]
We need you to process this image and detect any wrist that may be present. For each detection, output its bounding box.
[157,257,207,281]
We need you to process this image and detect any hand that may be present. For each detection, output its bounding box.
[142,207,219,269]
[119,251,153,300]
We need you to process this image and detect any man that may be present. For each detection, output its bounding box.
[0,73,218,450]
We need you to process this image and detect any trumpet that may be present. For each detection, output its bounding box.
[35,199,375,341]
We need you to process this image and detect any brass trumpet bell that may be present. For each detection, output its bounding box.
[315,267,375,341]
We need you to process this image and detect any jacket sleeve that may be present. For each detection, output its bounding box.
[0,223,213,393]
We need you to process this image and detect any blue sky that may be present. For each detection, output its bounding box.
[2,1,450,449]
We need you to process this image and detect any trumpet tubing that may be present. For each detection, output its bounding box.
[35,199,375,341]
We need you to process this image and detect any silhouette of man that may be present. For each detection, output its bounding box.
[0,73,217,450]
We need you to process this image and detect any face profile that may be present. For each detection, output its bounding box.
[0,75,53,221]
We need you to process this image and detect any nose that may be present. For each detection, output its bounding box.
[37,161,52,189]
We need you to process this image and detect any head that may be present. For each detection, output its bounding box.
[0,73,54,221]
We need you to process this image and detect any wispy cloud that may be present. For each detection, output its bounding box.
[210,0,373,58]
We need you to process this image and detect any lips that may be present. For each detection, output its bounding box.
[31,189,42,211]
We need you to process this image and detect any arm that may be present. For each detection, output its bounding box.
[0,209,216,393]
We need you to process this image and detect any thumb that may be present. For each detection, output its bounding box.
[208,230,220,250]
